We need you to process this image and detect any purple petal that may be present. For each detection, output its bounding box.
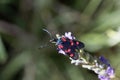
[65,32,74,40]
[98,75,110,80]
[99,56,110,66]
[106,66,115,77]
[58,49,66,55]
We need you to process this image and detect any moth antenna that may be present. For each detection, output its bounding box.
[43,29,53,39]
[39,29,55,49]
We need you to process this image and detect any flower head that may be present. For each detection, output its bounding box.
[98,66,115,80]
[64,32,75,40]
[98,74,110,80]
[48,31,115,80]
[99,56,110,66]
[106,66,115,78]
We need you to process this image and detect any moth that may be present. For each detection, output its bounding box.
[43,29,84,60]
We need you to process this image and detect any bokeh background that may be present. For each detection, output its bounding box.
[0,0,120,80]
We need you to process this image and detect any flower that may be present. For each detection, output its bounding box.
[58,49,66,55]
[65,32,75,40]
[106,66,115,78]
[98,74,110,80]
[99,56,110,66]
[99,56,115,78]
[50,31,115,80]
[98,66,115,80]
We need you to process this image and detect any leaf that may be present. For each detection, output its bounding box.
[0,36,7,63]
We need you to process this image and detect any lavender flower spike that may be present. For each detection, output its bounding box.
[106,66,115,78]
[98,74,110,80]
[98,66,115,80]
[48,31,115,80]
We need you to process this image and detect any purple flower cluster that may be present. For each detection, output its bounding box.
[98,56,115,80]
[98,66,115,80]
[50,31,115,80]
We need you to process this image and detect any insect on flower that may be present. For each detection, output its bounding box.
[42,29,115,80]
[43,29,85,60]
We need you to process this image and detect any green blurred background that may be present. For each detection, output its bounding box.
[0,0,120,80]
